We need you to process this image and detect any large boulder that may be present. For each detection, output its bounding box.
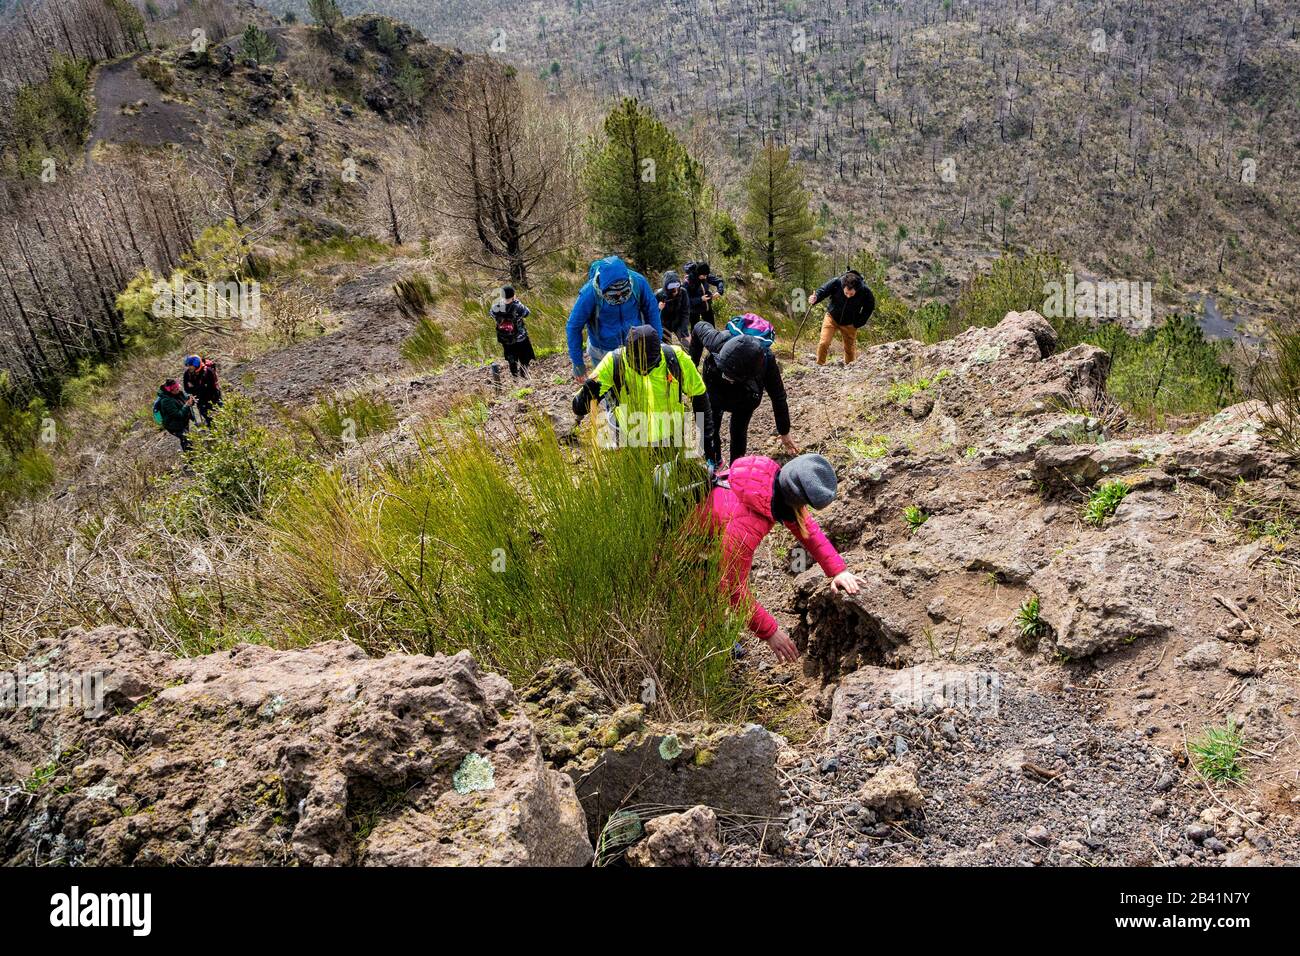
[520,663,782,839]
[792,571,915,680]
[1033,401,1283,493]
[0,628,591,867]
[1027,525,1183,659]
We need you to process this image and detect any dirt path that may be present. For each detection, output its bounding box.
[88,55,201,153]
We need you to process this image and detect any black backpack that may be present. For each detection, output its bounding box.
[611,344,686,406]
[493,303,519,343]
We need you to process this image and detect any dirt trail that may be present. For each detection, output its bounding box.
[88,55,201,154]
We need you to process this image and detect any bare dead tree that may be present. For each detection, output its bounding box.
[417,62,582,287]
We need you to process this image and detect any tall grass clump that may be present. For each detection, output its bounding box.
[316,393,398,446]
[260,420,747,718]
[1258,317,1300,459]
[1189,722,1246,783]
[0,380,55,510]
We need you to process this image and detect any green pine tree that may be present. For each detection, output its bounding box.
[582,98,694,272]
[742,142,821,283]
[307,0,344,38]
[240,24,277,66]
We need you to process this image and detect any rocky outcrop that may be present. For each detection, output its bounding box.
[0,628,591,867]
[520,662,782,839]
[626,806,722,867]
[1034,401,1285,493]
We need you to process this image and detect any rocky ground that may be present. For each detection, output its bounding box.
[3,310,1297,866]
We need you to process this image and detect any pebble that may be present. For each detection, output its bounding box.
[1148,799,1168,817]
[819,756,840,774]
[1185,824,1211,843]
[1026,824,1051,843]
[1203,837,1227,854]
[1154,773,1175,792]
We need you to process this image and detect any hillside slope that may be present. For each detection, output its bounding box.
[317,0,1300,330]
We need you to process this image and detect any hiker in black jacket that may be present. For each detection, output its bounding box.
[491,286,535,378]
[655,270,691,349]
[684,261,725,363]
[693,319,797,467]
[809,269,875,365]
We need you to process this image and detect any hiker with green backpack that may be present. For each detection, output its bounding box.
[572,324,716,460]
[694,314,797,466]
[153,379,195,451]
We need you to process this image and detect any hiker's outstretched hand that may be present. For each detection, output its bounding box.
[765,628,800,663]
[830,571,862,595]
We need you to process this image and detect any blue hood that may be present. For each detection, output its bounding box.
[590,255,630,293]
[567,257,661,372]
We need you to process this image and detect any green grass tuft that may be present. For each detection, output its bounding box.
[1083,480,1130,527]
[1189,722,1246,783]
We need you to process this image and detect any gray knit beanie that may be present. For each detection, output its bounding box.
[777,454,838,509]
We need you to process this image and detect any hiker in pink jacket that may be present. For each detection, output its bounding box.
[699,454,862,662]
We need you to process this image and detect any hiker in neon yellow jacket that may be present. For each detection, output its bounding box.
[572,325,716,458]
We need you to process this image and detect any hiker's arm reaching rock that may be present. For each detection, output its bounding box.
[571,378,604,418]
[784,514,847,578]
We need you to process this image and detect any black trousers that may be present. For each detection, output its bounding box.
[705,395,760,465]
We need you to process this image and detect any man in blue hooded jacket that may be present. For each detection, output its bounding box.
[567,255,660,382]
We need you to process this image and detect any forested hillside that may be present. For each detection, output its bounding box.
[262,0,1300,327]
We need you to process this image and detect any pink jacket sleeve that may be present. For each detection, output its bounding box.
[783,514,847,577]
[720,530,780,641]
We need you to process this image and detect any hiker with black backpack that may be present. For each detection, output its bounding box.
[566,255,660,383]
[491,286,535,379]
[655,270,692,350]
[808,269,876,365]
[572,324,716,459]
[182,355,223,426]
[693,313,798,466]
[684,260,726,364]
[154,379,196,451]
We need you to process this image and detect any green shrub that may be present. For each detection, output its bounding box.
[1258,317,1300,459]
[1015,595,1047,647]
[158,394,308,532]
[8,55,92,170]
[902,505,928,531]
[1060,314,1236,423]
[948,251,1065,335]
[0,383,55,509]
[137,56,174,93]
[260,420,747,718]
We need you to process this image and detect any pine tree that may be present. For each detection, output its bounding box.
[582,98,694,272]
[307,0,344,39]
[239,24,277,66]
[742,142,821,283]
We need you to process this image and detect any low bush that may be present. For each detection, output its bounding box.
[157,394,309,532]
